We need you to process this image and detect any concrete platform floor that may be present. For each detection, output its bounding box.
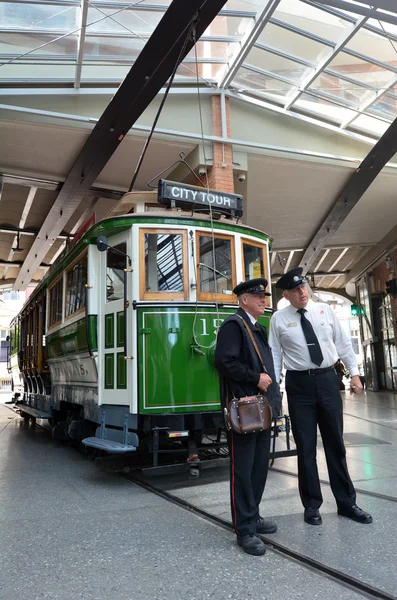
[0,389,396,599]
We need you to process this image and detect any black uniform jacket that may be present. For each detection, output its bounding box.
[214,308,281,416]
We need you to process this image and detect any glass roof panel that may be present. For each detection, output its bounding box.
[327,52,396,94]
[308,71,374,107]
[84,35,145,58]
[272,0,355,44]
[185,40,239,61]
[0,62,76,81]
[0,2,78,30]
[244,47,308,84]
[176,62,223,82]
[367,18,397,38]
[81,63,131,82]
[367,94,397,121]
[294,92,358,125]
[232,66,297,103]
[0,31,77,55]
[203,15,253,37]
[256,22,330,64]
[86,6,162,34]
[348,113,390,136]
[345,28,397,71]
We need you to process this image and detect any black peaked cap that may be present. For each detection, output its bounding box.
[275,267,307,291]
[233,277,271,296]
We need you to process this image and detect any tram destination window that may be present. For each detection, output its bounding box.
[242,241,266,278]
[106,243,127,302]
[65,254,87,317]
[197,233,235,301]
[242,240,269,304]
[140,229,187,300]
[48,278,63,328]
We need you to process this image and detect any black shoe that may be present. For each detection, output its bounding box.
[304,508,322,525]
[256,516,277,534]
[337,504,373,524]
[237,534,266,556]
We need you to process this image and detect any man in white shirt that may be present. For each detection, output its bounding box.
[269,267,372,526]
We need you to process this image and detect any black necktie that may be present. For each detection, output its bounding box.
[297,309,324,367]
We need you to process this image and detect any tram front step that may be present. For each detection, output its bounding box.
[82,437,137,453]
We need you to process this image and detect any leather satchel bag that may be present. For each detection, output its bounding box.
[224,318,272,435]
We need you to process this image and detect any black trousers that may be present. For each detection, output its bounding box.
[227,428,271,536]
[286,369,356,510]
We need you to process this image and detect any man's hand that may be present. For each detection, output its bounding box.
[350,375,363,395]
[258,373,272,393]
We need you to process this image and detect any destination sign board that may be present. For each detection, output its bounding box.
[158,179,243,218]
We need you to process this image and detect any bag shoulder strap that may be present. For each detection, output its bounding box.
[236,315,268,374]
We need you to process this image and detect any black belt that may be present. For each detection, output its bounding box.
[287,366,334,376]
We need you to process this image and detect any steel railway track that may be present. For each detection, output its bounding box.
[6,406,397,599]
[126,472,396,600]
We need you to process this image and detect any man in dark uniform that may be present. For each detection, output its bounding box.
[215,278,281,556]
[269,267,372,526]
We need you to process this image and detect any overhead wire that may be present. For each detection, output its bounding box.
[127,16,197,191]
[191,22,222,351]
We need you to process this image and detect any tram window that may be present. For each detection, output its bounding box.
[65,254,87,317]
[48,278,63,328]
[140,229,187,300]
[242,241,267,280]
[106,243,126,302]
[197,233,236,301]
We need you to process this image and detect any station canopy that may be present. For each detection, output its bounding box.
[1,0,397,293]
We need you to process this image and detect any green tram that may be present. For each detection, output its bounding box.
[9,181,277,473]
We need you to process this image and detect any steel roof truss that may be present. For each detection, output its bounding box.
[12,0,228,291]
[300,115,397,275]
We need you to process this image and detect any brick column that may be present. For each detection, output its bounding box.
[204,95,234,194]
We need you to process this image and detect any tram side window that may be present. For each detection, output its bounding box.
[48,279,63,327]
[65,254,87,317]
[197,233,235,300]
[141,230,187,300]
[107,243,126,302]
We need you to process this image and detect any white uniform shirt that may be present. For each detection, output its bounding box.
[269,300,359,382]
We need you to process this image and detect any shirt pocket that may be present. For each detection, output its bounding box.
[317,321,332,342]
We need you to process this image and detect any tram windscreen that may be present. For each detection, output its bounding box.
[144,233,183,292]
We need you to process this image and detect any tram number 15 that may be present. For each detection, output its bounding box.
[199,318,225,337]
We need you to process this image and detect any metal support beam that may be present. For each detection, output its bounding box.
[300,115,397,276]
[328,247,349,272]
[285,14,368,110]
[314,249,330,272]
[3,186,37,280]
[283,250,295,273]
[219,0,281,88]
[75,0,89,89]
[13,0,228,290]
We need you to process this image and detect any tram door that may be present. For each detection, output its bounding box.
[100,232,132,406]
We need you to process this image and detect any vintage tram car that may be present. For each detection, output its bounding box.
[9,182,276,472]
